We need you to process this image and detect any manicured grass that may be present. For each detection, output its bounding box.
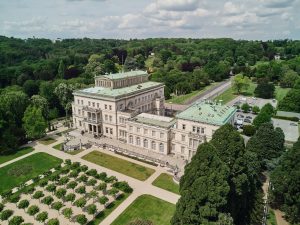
[267,209,277,225]
[53,143,85,155]
[275,86,290,101]
[87,193,130,225]
[0,147,34,165]
[39,137,57,145]
[55,128,75,136]
[111,195,175,225]
[166,82,220,104]
[0,152,62,194]
[152,173,179,194]
[82,151,155,181]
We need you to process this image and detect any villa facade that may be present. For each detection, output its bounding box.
[72,70,236,160]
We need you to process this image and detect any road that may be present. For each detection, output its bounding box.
[165,78,232,111]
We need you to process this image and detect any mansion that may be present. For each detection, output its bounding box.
[72,71,236,160]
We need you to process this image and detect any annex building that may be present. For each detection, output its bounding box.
[72,70,236,160]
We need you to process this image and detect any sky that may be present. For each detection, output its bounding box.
[0,0,299,40]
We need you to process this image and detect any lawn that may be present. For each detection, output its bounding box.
[214,82,257,104]
[166,82,220,104]
[0,147,34,165]
[152,173,179,194]
[87,193,130,225]
[38,137,57,145]
[53,143,85,155]
[111,195,175,225]
[0,152,62,194]
[275,86,290,101]
[267,209,277,225]
[82,151,155,181]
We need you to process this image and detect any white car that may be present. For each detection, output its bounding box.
[236,119,243,125]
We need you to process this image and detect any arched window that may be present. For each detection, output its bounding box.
[143,139,148,148]
[129,135,133,144]
[151,141,156,150]
[159,143,164,152]
[136,137,140,146]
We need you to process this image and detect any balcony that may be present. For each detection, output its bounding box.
[188,132,206,141]
[82,106,101,113]
[83,118,102,124]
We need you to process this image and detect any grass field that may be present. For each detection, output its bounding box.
[275,86,290,101]
[166,82,220,104]
[111,195,175,225]
[38,137,57,145]
[152,173,179,194]
[82,151,155,181]
[0,152,62,194]
[267,209,277,225]
[87,193,130,225]
[0,147,34,165]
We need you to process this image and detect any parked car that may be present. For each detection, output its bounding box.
[244,118,252,123]
[236,119,243,125]
[246,116,252,119]
[237,114,244,118]
[290,123,298,126]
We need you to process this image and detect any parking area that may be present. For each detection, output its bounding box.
[234,111,299,143]
[228,96,277,108]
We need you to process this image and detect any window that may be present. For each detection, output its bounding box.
[181,146,185,154]
[105,127,109,133]
[151,141,156,150]
[79,121,82,126]
[136,137,140,146]
[159,143,164,152]
[77,99,80,104]
[201,127,205,134]
[129,135,133,144]
[152,131,156,137]
[137,127,140,133]
[97,103,99,108]
[181,135,186,142]
[197,127,200,133]
[119,104,123,110]
[160,132,164,139]
[193,126,196,132]
[129,126,133,131]
[109,115,112,122]
[105,104,107,110]
[110,128,113,134]
[88,101,91,106]
[119,117,125,124]
[182,124,186,130]
[143,139,148,148]
[81,100,83,105]
[105,115,108,121]
[144,129,148,135]
[92,102,95,107]
[109,105,112,110]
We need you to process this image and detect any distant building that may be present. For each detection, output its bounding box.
[72,71,236,160]
[274,54,281,60]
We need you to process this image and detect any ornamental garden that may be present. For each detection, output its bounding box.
[0,155,132,225]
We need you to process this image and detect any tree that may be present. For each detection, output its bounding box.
[17,199,29,211]
[47,218,60,225]
[62,208,73,221]
[278,88,300,113]
[54,83,76,119]
[75,186,86,194]
[23,105,47,139]
[55,188,66,199]
[171,143,230,224]
[253,112,271,128]
[252,106,260,114]
[57,60,65,79]
[41,196,54,208]
[65,193,76,203]
[241,103,250,113]
[87,178,97,186]
[0,209,13,221]
[246,123,285,169]
[232,74,250,94]
[45,184,56,193]
[86,204,97,215]
[76,214,87,225]
[67,181,78,190]
[99,196,109,205]
[31,95,50,129]
[58,176,69,186]
[51,201,64,212]
[27,205,39,216]
[32,191,44,201]
[254,81,275,99]
[270,138,300,224]
[280,70,299,88]
[261,103,274,115]
[74,197,87,208]
[243,125,256,136]
[23,80,39,97]
[88,190,98,203]
[0,202,4,212]
[8,216,24,225]
[36,211,48,223]
[96,182,107,193]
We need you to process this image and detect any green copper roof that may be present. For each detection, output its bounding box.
[176,101,236,126]
[74,81,163,100]
[96,70,148,80]
[129,113,176,128]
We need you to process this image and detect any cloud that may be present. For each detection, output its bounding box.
[220,12,268,28]
[260,0,295,8]
[3,17,47,33]
[156,0,200,11]
[223,1,244,16]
